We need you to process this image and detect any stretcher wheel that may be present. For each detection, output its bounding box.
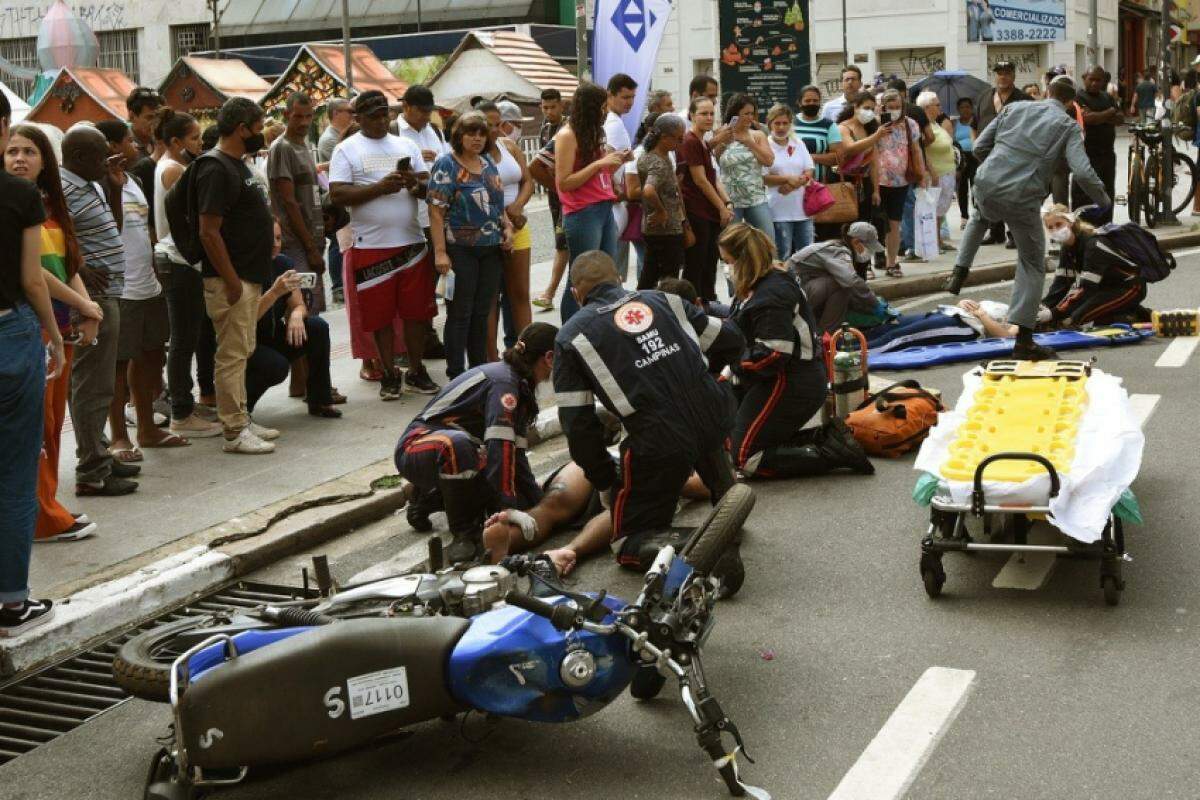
[920,553,945,598]
[1101,574,1122,607]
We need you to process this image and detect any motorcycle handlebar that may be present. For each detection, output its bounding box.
[504,591,578,631]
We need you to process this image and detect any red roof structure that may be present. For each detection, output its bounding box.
[159,56,270,114]
[25,67,136,130]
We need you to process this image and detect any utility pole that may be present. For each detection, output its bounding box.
[841,0,848,67]
[341,0,354,94]
[1087,0,1098,68]
[1160,0,1179,225]
[575,0,587,79]
[209,0,220,58]
[417,0,423,32]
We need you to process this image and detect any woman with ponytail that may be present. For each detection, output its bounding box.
[719,223,874,479]
[395,322,558,564]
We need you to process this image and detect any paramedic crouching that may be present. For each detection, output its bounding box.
[945,74,1112,360]
[1041,204,1149,326]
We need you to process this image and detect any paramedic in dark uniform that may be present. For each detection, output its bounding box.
[552,251,745,571]
[395,323,558,564]
[719,223,874,479]
[1041,204,1148,326]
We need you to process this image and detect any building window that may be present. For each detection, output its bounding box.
[171,23,210,63]
[693,59,714,77]
[0,36,38,99]
[97,28,140,84]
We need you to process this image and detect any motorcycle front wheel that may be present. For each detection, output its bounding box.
[680,483,756,576]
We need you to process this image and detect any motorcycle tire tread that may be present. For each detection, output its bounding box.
[681,484,756,575]
[113,616,223,702]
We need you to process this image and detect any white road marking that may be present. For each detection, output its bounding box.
[1129,394,1161,429]
[827,667,976,800]
[1155,336,1199,368]
[1168,246,1200,257]
[893,279,1015,312]
[992,525,1059,590]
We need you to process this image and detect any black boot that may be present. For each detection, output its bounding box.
[817,418,876,475]
[617,527,692,573]
[943,266,970,295]
[405,486,441,533]
[437,475,487,565]
[1011,326,1057,361]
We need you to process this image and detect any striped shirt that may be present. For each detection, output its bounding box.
[61,168,124,299]
[792,115,842,183]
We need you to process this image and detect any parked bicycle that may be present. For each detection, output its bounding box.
[1126,120,1197,228]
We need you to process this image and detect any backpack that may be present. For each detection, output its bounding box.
[164,151,240,266]
[1095,222,1176,283]
[1172,89,1197,141]
[845,380,943,458]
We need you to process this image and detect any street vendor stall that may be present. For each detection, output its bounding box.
[25,66,135,131]
[258,43,407,112]
[159,56,270,118]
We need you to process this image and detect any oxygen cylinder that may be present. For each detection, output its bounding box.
[1152,308,1199,337]
[828,324,869,419]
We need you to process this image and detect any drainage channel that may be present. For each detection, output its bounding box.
[0,580,316,767]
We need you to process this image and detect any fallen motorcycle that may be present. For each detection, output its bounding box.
[121,484,768,799]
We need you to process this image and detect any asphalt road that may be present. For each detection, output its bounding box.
[3,254,1197,800]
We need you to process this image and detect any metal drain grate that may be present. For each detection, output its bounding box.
[0,581,316,766]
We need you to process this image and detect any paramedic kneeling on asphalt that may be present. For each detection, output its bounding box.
[552,251,744,572]
[946,74,1112,361]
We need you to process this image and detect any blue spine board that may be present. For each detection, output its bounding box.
[448,594,635,723]
[870,325,1150,370]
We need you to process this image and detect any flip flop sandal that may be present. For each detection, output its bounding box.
[140,432,191,448]
[885,266,905,278]
[110,446,143,463]
[532,297,555,310]
[330,389,348,404]
[359,367,384,382]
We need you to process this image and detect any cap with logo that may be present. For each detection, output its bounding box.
[847,221,885,255]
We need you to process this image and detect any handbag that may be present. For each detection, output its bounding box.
[803,180,835,216]
[903,120,924,185]
[812,181,859,224]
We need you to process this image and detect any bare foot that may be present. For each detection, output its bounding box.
[544,547,577,577]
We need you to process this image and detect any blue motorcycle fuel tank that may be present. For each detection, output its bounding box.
[448,594,635,722]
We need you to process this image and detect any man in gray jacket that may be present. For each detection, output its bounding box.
[790,221,883,333]
[945,74,1111,360]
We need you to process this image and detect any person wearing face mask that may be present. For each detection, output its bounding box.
[870,89,925,278]
[194,97,279,454]
[1040,204,1148,327]
[763,103,814,258]
[789,221,886,334]
[721,223,874,480]
[395,322,558,565]
[835,92,892,276]
[793,85,844,184]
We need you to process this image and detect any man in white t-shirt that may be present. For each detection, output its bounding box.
[604,73,637,281]
[95,120,177,457]
[329,90,439,399]
[393,84,449,231]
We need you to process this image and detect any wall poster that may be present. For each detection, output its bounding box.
[719,0,811,110]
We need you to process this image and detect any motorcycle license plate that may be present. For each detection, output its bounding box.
[347,666,411,720]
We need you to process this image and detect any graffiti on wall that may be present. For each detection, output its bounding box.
[0,2,127,39]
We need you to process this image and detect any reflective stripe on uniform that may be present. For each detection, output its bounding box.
[793,312,814,360]
[485,425,516,441]
[516,436,529,449]
[571,332,636,417]
[555,390,594,407]
[758,338,794,354]
[698,316,723,352]
[665,292,699,348]
[420,371,487,419]
[1079,271,1101,283]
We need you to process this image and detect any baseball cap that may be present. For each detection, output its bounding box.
[848,221,885,255]
[496,99,526,123]
[993,60,1016,74]
[353,90,389,116]
[403,84,435,111]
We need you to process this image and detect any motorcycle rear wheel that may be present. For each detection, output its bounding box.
[114,616,251,702]
[680,484,756,575]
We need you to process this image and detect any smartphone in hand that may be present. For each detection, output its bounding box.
[296,272,318,289]
[396,157,412,173]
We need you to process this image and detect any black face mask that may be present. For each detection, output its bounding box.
[800,103,820,118]
[178,149,197,164]
[242,131,266,154]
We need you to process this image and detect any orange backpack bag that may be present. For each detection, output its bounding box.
[845,380,943,458]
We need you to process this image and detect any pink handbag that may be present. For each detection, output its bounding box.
[803,180,836,217]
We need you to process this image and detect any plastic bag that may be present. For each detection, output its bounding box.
[913,187,941,260]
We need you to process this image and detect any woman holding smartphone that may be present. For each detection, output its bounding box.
[871,90,925,277]
[718,93,775,237]
[4,124,102,542]
[679,96,733,302]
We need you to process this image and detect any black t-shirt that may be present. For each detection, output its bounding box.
[194,150,273,287]
[1075,90,1117,155]
[1134,80,1157,110]
[0,172,47,310]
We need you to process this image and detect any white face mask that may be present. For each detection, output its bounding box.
[888,109,902,122]
[1049,226,1073,243]
[857,109,876,124]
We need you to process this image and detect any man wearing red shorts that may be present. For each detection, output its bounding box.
[329,90,439,399]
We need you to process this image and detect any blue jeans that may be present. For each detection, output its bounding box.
[0,305,46,603]
[445,244,504,378]
[865,312,977,353]
[900,185,916,253]
[733,202,775,238]
[774,219,815,259]
[561,201,619,323]
[631,239,645,282]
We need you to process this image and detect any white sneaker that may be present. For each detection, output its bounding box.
[170,413,223,438]
[249,421,280,441]
[223,428,276,454]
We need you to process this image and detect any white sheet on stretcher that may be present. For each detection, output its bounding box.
[913,367,1145,543]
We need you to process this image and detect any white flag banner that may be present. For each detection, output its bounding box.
[592,0,674,142]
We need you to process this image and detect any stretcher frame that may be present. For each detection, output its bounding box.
[919,452,1129,606]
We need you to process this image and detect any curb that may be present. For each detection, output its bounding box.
[871,227,1200,302]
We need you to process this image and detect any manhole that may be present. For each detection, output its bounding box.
[0,581,316,766]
